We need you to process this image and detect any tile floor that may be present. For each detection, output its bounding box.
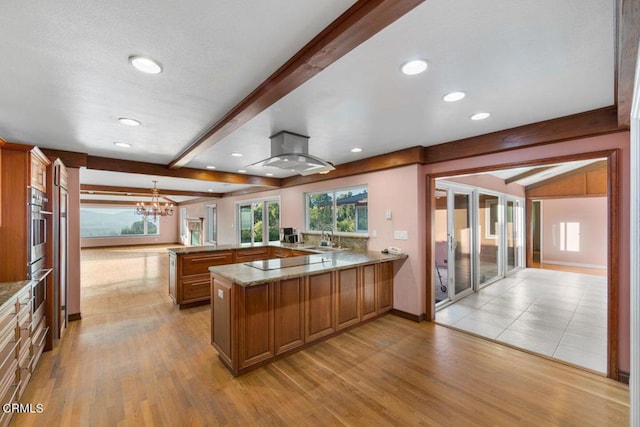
[436,268,607,373]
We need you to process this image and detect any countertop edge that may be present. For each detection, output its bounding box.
[0,280,32,312]
[210,252,407,287]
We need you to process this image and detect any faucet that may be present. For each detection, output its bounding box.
[321,225,334,247]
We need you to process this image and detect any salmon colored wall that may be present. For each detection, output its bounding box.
[422,131,631,373]
[67,168,81,316]
[541,197,607,268]
[210,166,424,316]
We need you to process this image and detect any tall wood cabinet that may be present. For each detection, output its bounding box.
[0,143,49,282]
[46,157,69,348]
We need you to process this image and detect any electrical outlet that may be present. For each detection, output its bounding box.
[372,230,377,238]
[393,230,409,240]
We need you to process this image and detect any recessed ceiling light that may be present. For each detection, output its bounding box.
[117,117,141,126]
[206,165,216,170]
[470,112,491,121]
[231,152,243,157]
[350,147,363,153]
[443,91,466,102]
[129,55,163,74]
[113,142,132,148]
[238,169,247,173]
[265,173,274,177]
[208,189,214,192]
[401,59,428,75]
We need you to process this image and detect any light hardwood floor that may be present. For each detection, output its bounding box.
[12,245,629,426]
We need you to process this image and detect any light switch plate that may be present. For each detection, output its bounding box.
[393,230,409,240]
[217,289,224,299]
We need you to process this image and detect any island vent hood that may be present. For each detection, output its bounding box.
[248,131,335,176]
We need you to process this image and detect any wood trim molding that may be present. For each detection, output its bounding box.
[68,313,82,322]
[608,149,620,380]
[390,309,425,323]
[176,197,221,206]
[87,155,280,187]
[281,146,424,188]
[617,0,640,128]
[504,166,554,184]
[168,0,425,169]
[81,184,222,199]
[423,107,620,164]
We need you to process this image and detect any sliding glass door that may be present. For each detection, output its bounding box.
[435,180,524,308]
[478,192,501,286]
[435,184,474,304]
[238,199,280,244]
[505,198,523,273]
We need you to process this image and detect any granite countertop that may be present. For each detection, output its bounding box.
[167,241,317,255]
[209,250,408,287]
[0,280,31,312]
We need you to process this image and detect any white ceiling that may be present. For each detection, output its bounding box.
[0,0,615,198]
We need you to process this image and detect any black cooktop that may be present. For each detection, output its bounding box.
[245,255,330,271]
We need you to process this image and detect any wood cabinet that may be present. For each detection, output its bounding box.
[211,260,396,376]
[169,246,313,308]
[305,272,335,342]
[169,251,234,307]
[274,278,304,354]
[335,268,360,330]
[0,282,46,427]
[0,144,50,282]
[234,247,272,263]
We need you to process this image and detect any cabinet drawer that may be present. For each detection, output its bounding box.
[182,252,234,276]
[182,274,211,301]
[235,248,271,262]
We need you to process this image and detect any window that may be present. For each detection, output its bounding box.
[306,186,368,233]
[484,198,499,239]
[206,205,217,243]
[80,206,160,237]
[237,199,280,244]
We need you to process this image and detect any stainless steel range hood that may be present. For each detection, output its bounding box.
[248,131,335,176]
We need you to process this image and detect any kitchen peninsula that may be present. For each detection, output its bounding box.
[209,250,407,376]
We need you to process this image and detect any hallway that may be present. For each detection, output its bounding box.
[436,268,607,373]
[12,246,628,426]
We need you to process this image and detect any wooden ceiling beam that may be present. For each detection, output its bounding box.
[616,0,640,128]
[422,106,621,164]
[86,156,280,187]
[41,148,88,168]
[80,184,221,198]
[504,166,555,184]
[168,0,425,169]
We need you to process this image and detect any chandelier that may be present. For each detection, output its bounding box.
[135,180,174,221]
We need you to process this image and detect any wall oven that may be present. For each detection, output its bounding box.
[29,188,50,269]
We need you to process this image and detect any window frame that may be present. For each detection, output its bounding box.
[305,185,369,235]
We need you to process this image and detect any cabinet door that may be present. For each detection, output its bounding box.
[235,248,271,263]
[336,268,360,330]
[212,276,233,366]
[377,262,394,313]
[361,264,377,320]
[168,253,177,302]
[238,283,274,369]
[305,272,335,342]
[274,278,304,354]
[182,251,234,276]
[182,274,210,302]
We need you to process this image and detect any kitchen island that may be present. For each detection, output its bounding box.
[209,250,407,376]
[167,243,312,308]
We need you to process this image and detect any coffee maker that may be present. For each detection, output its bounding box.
[282,227,298,243]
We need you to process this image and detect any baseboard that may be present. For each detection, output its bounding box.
[541,260,607,270]
[618,370,630,384]
[391,309,425,322]
[68,313,82,322]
